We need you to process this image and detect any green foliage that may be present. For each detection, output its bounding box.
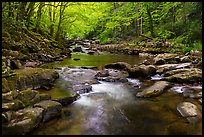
[158,30,175,39]
[2,2,202,49]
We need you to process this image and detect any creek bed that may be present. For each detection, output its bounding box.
[32,49,202,135]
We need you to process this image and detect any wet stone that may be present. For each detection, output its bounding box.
[177,102,202,124]
[34,100,62,123]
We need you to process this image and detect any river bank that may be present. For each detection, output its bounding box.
[2,35,202,135]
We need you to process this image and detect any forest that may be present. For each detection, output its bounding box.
[2,2,202,135]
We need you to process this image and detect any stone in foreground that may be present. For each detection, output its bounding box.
[177,102,202,124]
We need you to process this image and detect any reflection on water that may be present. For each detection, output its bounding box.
[41,52,147,68]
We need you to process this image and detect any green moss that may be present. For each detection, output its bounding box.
[2,78,11,93]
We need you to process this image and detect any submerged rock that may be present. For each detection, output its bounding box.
[136,81,170,97]
[177,102,202,124]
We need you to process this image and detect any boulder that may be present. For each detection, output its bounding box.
[163,68,202,84]
[2,107,44,135]
[136,81,170,97]
[96,69,128,82]
[2,90,18,103]
[128,65,156,78]
[180,56,191,63]
[104,62,132,71]
[177,102,202,124]
[53,93,79,106]
[34,100,62,123]
[95,70,109,77]
[2,99,25,111]
[156,63,192,74]
[16,89,41,107]
[2,67,59,91]
[182,87,202,99]
[72,47,83,52]
[153,53,179,65]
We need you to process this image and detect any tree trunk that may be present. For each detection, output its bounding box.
[147,9,154,37]
[26,2,35,29]
[35,2,45,33]
[56,2,68,40]
[17,2,27,22]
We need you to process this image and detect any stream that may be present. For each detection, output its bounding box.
[31,46,202,135]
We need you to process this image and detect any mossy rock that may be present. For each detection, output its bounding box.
[2,107,44,135]
[2,99,25,112]
[39,93,51,101]
[3,67,59,91]
[2,90,18,103]
[2,78,11,93]
[16,89,41,107]
[34,100,62,122]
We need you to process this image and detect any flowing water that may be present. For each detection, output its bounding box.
[32,49,202,135]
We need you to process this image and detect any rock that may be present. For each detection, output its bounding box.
[10,60,22,69]
[190,50,202,57]
[87,51,96,55]
[163,68,202,84]
[2,90,18,103]
[180,56,191,63]
[2,99,25,111]
[104,62,132,71]
[2,107,44,135]
[53,93,79,106]
[136,81,170,97]
[198,98,202,104]
[2,111,14,123]
[39,93,51,101]
[24,61,41,68]
[26,42,40,53]
[182,87,202,99]
[34,100,62,123]
[154,58,166,65]
[2,67,59,91]
[2,78,11,93]
[156,63,192,74]
[73,47,83,52]
[16,89,41,107]
[72,84,92,94]
[141,59,151,65]
[96,69,128,82]
[177,102,202,124]
[95,70,109,77]
[73,58,80,61]
[128,65,156,78]
[153,53,179,65]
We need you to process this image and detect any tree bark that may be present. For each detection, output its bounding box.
[26,2,35,29]
[147,8,154,37]
[17,2,27,22]
[35,2,45,33]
